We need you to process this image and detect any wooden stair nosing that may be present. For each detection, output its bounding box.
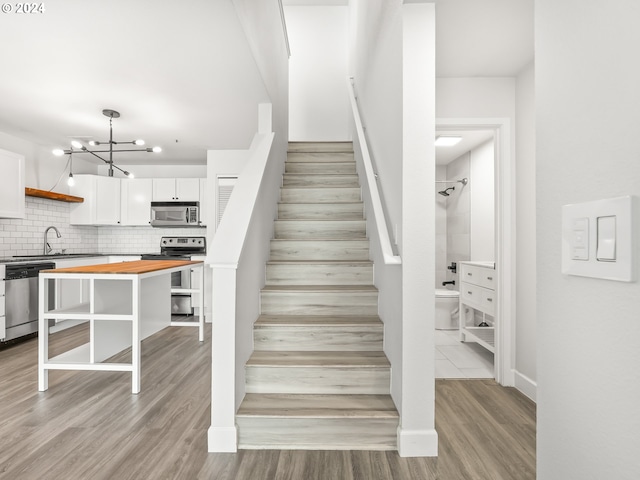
[255,314,382,327]
[246,350,390,367]
[237,393,398,418]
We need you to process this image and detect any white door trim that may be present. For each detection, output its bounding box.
[436,117,516,386]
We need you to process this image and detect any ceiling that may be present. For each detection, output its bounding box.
[434,0,534,77]
[0,1,267,167]
[435,129,494,165]
[0,0,532,169]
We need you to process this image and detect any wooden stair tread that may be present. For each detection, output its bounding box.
[288,142,354,153]
[255,315,382,326]
[247,351,390,367]
[266,260,372,265]
[262,285,377,292]
[237,394,398,418]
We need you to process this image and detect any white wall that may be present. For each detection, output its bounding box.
[515,61,536,397]
[0,131,97,192]
[470,139,495,261]
[435,165,448,287]
[536,1,640,479]
[350,0,404,405]
[446,153,471,274]
[285,6,350,141]
[350,0,437,456]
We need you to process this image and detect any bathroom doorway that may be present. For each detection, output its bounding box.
[434,119,516,386]
[435,128,496,379]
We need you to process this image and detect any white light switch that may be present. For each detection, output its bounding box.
[572,217,589,260]
[562,196,635,282]
[596,215,616,262]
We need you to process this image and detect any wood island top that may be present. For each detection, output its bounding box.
[42,259,203,275]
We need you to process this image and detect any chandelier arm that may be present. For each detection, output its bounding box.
[68,148,149,154]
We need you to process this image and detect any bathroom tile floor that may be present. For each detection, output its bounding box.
[435,330,494,378]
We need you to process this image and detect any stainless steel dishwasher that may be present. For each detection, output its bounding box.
[4,262,55,341]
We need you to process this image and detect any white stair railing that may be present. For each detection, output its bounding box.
[347,77,401,265]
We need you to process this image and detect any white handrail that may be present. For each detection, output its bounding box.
[277,0,291,58]
[347,77,401,265]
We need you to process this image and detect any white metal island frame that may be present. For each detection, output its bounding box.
[38,259,204,394]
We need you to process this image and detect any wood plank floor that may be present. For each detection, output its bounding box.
[0,323,535,480]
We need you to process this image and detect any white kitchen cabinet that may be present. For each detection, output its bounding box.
[459,261,497,354]
[152,178,200,201]
[70,175,121,225]
[199,178,209,227]
[121,178,152,226]
[0,149,25,219]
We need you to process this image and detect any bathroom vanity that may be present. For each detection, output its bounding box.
[458,261,496,353]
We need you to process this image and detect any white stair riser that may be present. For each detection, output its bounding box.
[288,143,354,154]
[274,220,366,240]
[261,292,378,316]
[283,174,359,187]
[269,240,370,261]
[245,366,390,394]
[266,263,373,285]
[237,417,397,450]
[285,162,356,174]
[278,203,364,220]
[281,187,361,203]
[254,326,383,351]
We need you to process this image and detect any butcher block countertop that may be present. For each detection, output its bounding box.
[42,259,203,275]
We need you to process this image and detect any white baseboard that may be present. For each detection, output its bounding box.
[207,425,238,452]
[514,370,537,402]
[397,427,438,457]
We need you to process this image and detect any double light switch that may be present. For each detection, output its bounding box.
[562,196,635,282]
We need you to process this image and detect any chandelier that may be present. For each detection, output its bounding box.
[53,109,162,183]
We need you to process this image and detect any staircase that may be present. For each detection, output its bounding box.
[236,141,398,450]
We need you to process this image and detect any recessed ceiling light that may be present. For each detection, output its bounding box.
[435,136,462,147]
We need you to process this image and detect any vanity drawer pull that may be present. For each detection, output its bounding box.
[467,291,473,295]
[487,297,493,302]
[486,276,493,281]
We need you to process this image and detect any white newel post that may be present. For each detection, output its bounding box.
[208,265,238,452]
[398,2,438,457]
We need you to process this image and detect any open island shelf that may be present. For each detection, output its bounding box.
[38,259,204,394]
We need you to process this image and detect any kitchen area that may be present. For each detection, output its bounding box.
[0,152,213,351]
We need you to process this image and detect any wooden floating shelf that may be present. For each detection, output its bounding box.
[25,187,84,203]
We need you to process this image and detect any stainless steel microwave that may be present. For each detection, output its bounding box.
[150,201,200,227]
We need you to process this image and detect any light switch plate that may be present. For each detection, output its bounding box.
[562,196,636,282]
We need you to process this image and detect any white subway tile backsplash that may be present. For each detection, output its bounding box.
[0,197,206,258]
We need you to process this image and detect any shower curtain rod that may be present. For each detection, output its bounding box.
[436,178,468,185]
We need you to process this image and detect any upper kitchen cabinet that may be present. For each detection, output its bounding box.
[0,149,25,219]
[199,178,209,226]
[70,175,121,225]
[152,178,200,202]
[121,178,152,226]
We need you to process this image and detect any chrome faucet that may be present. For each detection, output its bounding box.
[43,226,62,255]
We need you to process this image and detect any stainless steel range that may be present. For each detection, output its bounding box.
[141,236,206,315]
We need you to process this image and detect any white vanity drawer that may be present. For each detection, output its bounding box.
[461,283,482,305]
[461,264,495,290]
[481,289,496,315]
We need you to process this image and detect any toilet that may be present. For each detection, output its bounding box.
[435,289,460,330]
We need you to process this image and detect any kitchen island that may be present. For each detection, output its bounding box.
[38,259,204,394]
